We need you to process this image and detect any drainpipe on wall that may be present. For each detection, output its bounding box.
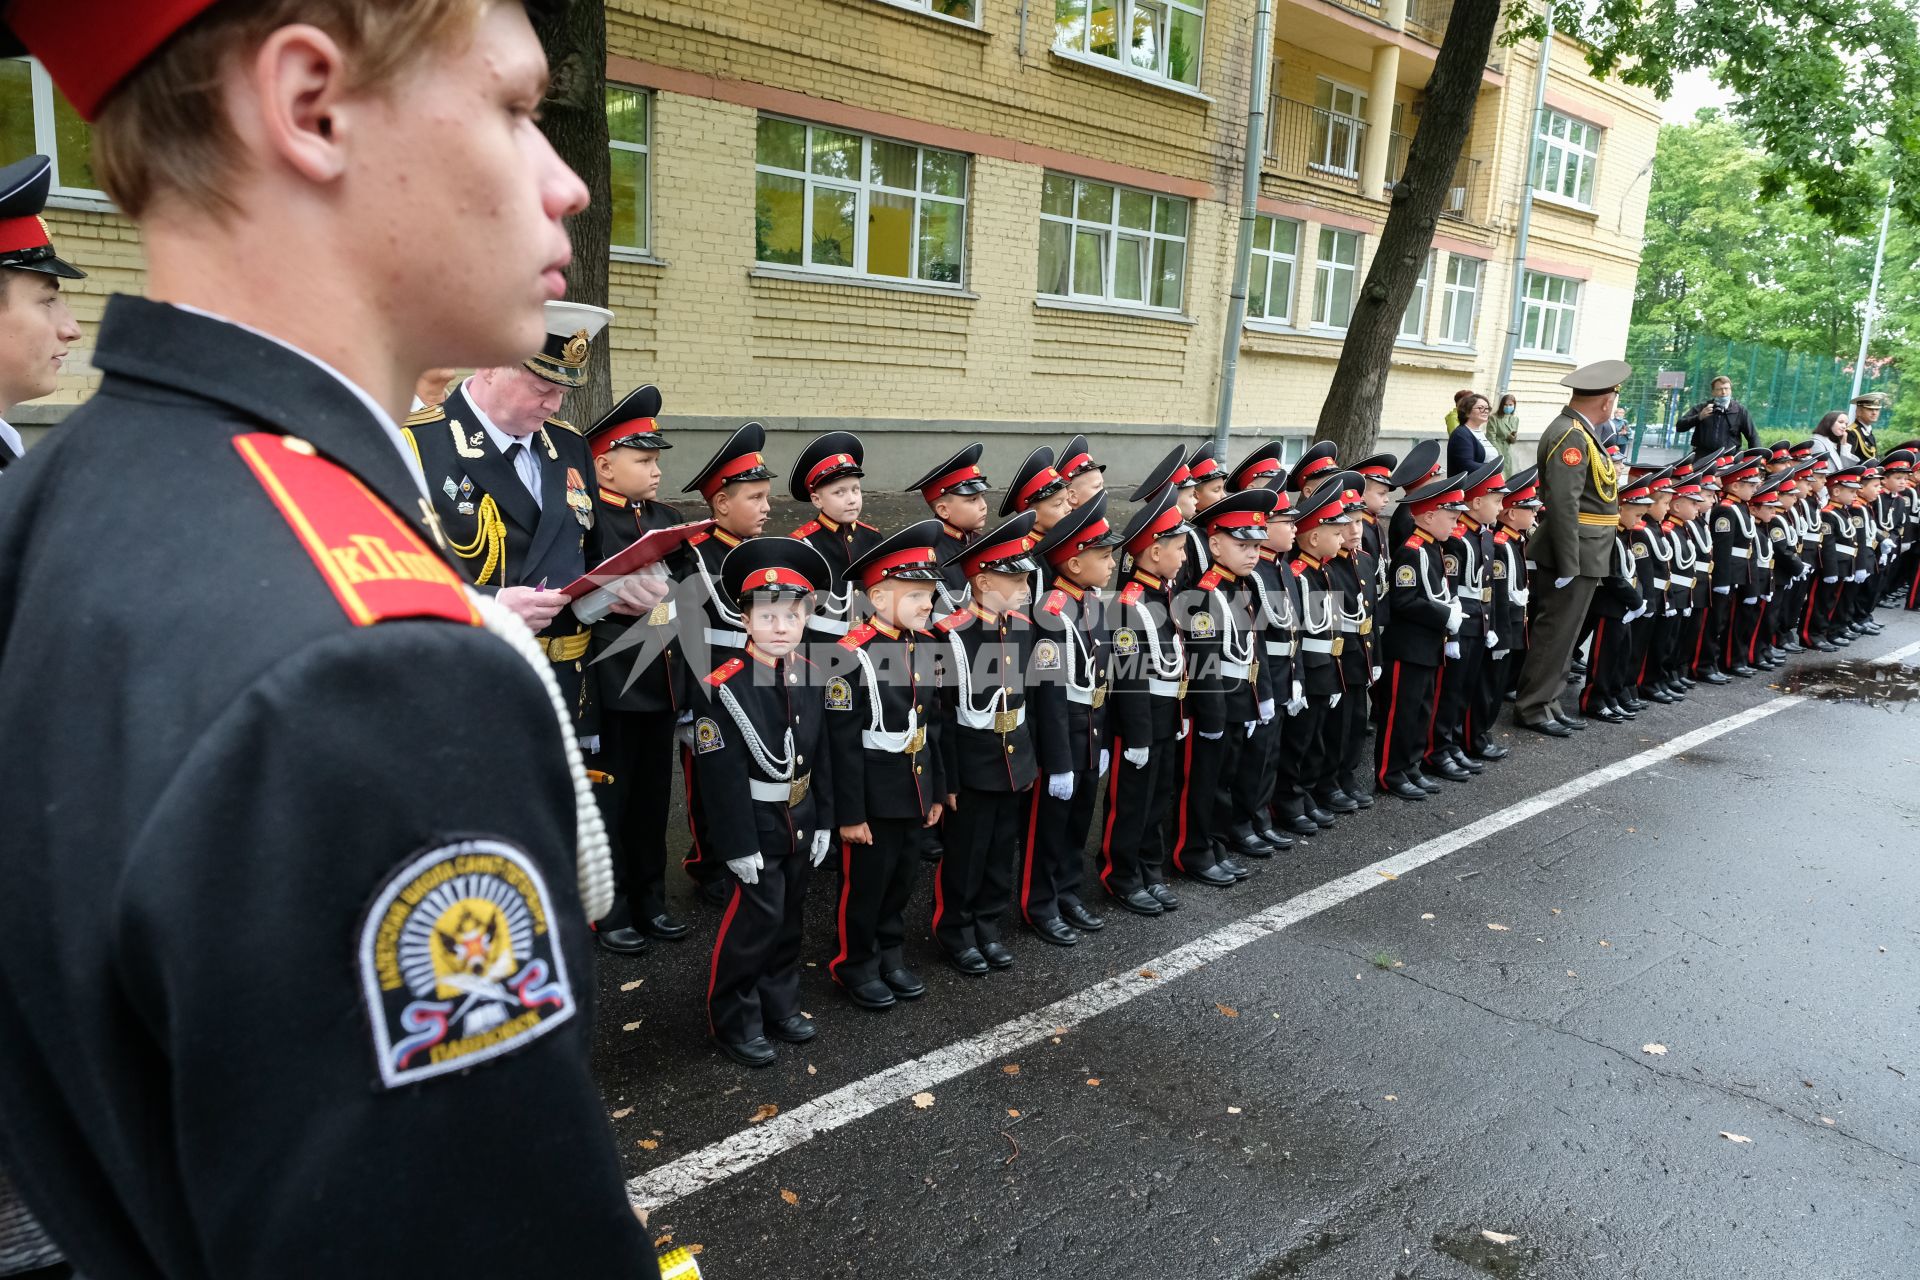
[1495,0,1553,396]
[1213,0,1276,454]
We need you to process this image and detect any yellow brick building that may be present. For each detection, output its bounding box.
[5,0,1658,482]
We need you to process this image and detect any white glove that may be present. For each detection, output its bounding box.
[1492,650,1510,660]
[1683,607,1693,617]
[1445,600,1464,634]
[1244,721,1258,738]
[1176,720,1189,741]
[1371,665,1383,682]
[727,852,764,885]
[1198,729,1224,741]
[1485,631,1499,649]
[1047,771,1075,801]
[1554,575,1575,589]
[1287,681,1306,716]
[810,830,831,867]
[674,709,697,747]
[1258,698,1275,724]
[1445,640,1461,659]
[1664,608,1677,618]
[1823,575,1839,584]
[1713,585,1730,595]
[1328,693,1342,710]
[1763,593,1773,602]
[1099,749,1111,778]
[1124,745,1150,769]
[1854,569,1871,583]
[1742,597,1757,606]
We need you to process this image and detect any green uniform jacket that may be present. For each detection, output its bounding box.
[1533,407,1619,578]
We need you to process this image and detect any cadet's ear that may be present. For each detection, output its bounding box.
[593,452,618,487]
[247,24,353,185]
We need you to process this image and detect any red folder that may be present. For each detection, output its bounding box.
[559,519,711,600]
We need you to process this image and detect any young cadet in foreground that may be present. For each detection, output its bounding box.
[825,522,948,1010]
[1228,450,1298,859]
[908,442,995,613]
[697,538,836,1067]
[1022,493,1125,944]
[790,429,881,638]
[1376,474,1467,800]
[1485,466,1541,719]
[0,1,667,1272]
[1279,478,1362,830]
[934,511,1041,975]
[1001,444,1075,605]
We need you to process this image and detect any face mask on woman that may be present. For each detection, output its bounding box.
[1498,405,1514,416]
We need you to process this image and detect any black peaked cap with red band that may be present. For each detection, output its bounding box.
[1502,465,1543,509]
[0,155,84,279]
[1057,432,1105,480]
[585,384,667,458]
[1291,440,1340,491]
[907,442,991,501]
[1228,441,1284,492]
[1000,445,1068,516]
[947,509,1040,577]
[1461,459,1506,501]
[1353,452,1397,481]
[1036,490,1125,565]
[1292,481,1358,534]
[1387,439,1443,491]
[720,536,833,605]
[1131,445,1190,501]
[1121,484,1187,556]
[1195,487,1278,542]
[683,421,777,501]
[1185,439,1223,487]
[844,518,946,589]
[1405,472,1469,515]
[790,430,864,501]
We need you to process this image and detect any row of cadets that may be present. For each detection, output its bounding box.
[932,511,1042,975]
[1807,463,1876,647]
[1420,461,1499,782]
[1579,471,1655,723]
[906,443,994,614]
[1021,493,1126,944]
[672,423,779,903]
[1273,477,1360,833]
[1175,440,1228,592]
[1321,471,1380,810]
[1099,483,1192,916]
[1847,457,1896,636]
[1170,487,1281,887]
[1226,445,1302,859]
[582,386,694,955]
[1647,466,1709,695]
[1001,444,1076,606]
[1732,467,1796,673]
[788,430,882,637]
[1703,452,1767,678]
[1487,466,1543,724]
[1375,472,1468,800]
[1626,464,1690,707]
[1888,450,1920,608]
[824,521,949,1010]
[696,538,837,1068]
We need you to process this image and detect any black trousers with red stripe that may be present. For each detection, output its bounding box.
[1022,766,1098,925]
[591,708,676,926]
[1099,734,1177,896]
[1731,597,1767,666]
[1333,681,1372,794]
[707,848,809,1045]
[1697,592,1734,673]
[1273,701,1333,818]
[1375,660,1438,786]
[1172,731,1227,874]
[934,787,1024,955]
[1427,643,1483,764]
[1580,614,1633,711]
[1466,644,1506,752]
[827,816,922,989]
[679,741,719,886]
[1229,717,1278,831]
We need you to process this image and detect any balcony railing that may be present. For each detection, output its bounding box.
[1404,0,1453,44]
[1319,0,1391,24]
[1385,131,1486,225]
[1266,96,1370,193]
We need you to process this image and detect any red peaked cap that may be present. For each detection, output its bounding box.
[3,0,222,120]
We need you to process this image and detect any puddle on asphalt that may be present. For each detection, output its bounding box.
[1772,659,1920,712]
[1253,1231,1346,1277]
[1430,1229,1544,1277]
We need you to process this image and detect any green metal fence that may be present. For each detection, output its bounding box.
[1618,332,1900,451]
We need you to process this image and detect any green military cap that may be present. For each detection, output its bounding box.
[1560,359,1632,395]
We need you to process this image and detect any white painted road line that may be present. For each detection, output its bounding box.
[626,695,1805,1211]
[1870,638,1920,666]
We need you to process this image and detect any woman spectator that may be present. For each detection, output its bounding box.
[1487,392,1520,470]
[1808,410,1859,467]
[1447,392,1494,475]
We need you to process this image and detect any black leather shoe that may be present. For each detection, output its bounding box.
[1781,639,1804,653]
[1218,856,1251,880]
[596,926,650,956]
[1319,790,1360,814]
[697,878,730,906]
[1729,664,1757,678]
[768,1013,817,1044]
[1522,717,1573,738]
[1186,863,1236,887]
[1553,709,1590,730]
[1701,668,1732,682]
[1811,638,1839,652]
[1641,687,1673,705]
[1385,775,1429,800]
[1830,633,1853,646]
[1031,916,1080,946]
[1474,741,1511,760]
[716,1036,777,1068]
[980,940,1015,969]
[948,947,990,975]
[1607,700,1638,719]
[882,966,927,999]
[1113,888,1164,916]
[845,978,897,1011]
[1677,674,1697,688]
[1665,683,1687,700]
[1424,756,1472,782]
[1256,824,1294,850]
[1284,814,1320,836]
[1448,748,1485,774]
[1412,771,1445,793]
[1061,901,1105,932]
[1227,823,1277,857]
[644,913,691,941]
[1306,806,1337,828]
[1345,785,1375,809]
[1146,882,1182,911]
[1589,705,1625,724]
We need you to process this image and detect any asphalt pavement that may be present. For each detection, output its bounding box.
[588,505,1919,1279]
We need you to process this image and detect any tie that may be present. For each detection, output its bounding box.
[503,441,542,508]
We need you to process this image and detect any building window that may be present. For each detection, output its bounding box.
[1,58,100,198]
[1438,254,1481,347]
[1530,109,1599,206]
[1311,78,1367,177]
[1053,0,1207,90]
[877,0,979,22]
[1248,214,1299,324]
[1312,227,1360,330]
[1399,252,1432,340]
[754,117,968,286]
[1037,173,1189,311]
[606,86,651,255]
[1519,271,1580,356]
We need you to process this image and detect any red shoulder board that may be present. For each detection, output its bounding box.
[688,530,711,546]
[857,520,880,532]
[1043,589,1068,616]
[234,433,478,627]
[791,520,822,539]
[838,623,876,650]
[1197,569,1222,591]
[1289,557,1310,574]
[1118,581,1145,607]
[937,609,972,632]
[1401,536,1424,550]
[706,657,745,686]
[597,486,628,509]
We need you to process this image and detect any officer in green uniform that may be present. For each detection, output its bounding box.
[1515,360,1629,737]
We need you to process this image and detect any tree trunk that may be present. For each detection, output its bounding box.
[533,3,613,428]
[1314,0,1503,461]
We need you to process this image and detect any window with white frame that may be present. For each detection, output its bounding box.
[1053,0,1207,90]
[1,58,100,198]
[1311,78,1368,176]
[606,86,651,255]
[1519,271,1580,356]
[1312,227,1360,329]
[1438,254,1481,347]
[1247,214,1299,324]
[1037,173,1190,311]
[1530,109,1599,206]
[1399,252,1433,340]
[754,117,968,285]
[878,0,979,23]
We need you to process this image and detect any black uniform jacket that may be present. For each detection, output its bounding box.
[0,299,649,1276]
[1106,570,1187,745]
[589,488,684,714]
[937,604,1039,792]
[1710,500,1755,592]
[1489,527,1530,643]
[692,644,833,856]
[1381,530,1452,666]
[1290,553,1345,696]
[1029,580,1111,775]
[793,513,882,635]
[1251,547,1300,700]
[825,620,946,823]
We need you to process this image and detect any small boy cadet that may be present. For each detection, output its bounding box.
[1706,455,1763,678]
[1580,476,1651,723]
[1172,488,1279,887]
[1022,493,1125,944]
[790,430,882,638]
[907,443,995,614]
[1057,432,1107,507]
[1384,439,1447,561]
[1099,486,1192,917]
[1177,441,1226,591]
[825,521,950,1010]
[1630,467,1680,705]
[1238,472,1302,854]
[583,385,693,956]
[673,422,779,902]
[1655,472,1705,694]
[1000,444,1075,606]
[933,511,1042,975]
[1376,473,1467,801]
[1422,461,1498,781]
[1352,451,1398,632]
[1739,474,1791,671]
[1485,466,1541,726]
[1325,486,1377,810]
[1454,463,1511,763]
[1276,477,1361,833]
[697,538,836,1068]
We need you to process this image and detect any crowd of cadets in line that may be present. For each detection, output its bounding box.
[571,391,1919,1067]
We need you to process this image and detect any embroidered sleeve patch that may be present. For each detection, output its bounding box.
[1395,564,1417,587]
[1771,526,1787,540]
[358,839,575,1089]
[1034,639,1062,671]
[1190,612,1216,639]
[695,717,725,753]
[1560,447,1583,466]
[1443,554,1460,576]
[1714,517,1731,533]
[1490,560,1507,580]
[1112,627,1139,655]
[826,676,854,711]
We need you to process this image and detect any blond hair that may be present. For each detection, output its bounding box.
[93,0,490,219]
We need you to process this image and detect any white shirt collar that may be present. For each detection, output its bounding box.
[459,377,540,457]
[170,303,426,496]
[0,416,21,459]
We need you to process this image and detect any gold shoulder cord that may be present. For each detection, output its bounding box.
[1588,440,1618,504]
[445,493,507,585]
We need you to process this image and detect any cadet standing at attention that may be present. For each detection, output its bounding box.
[1058,432,1108,507]
[789,430,883,639]
[1376,474,1467,800]
[908,443,995,614]
[1001,444,1075,605]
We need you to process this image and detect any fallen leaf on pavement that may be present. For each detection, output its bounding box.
[654,1234,673,1247]
[779,1189,798,1206]
[1002,1064,1021,1075]
[800,1011,813,1020]
[1392,961,1404,968]
[633,1206,649,1226]
[1008,1109,1021,1118]
[1720,1132,1753,1144]
[1052,1025,1069,1035]
[1642,1044,1668,1056]
[637,1138,658,1150]
[651,1129,663,1136]
[1550,908,1562,915]
[1421,913,1435,920]
[1384,1094,1398,1102]
[1216,1004,1239,1017]
[1227,1106,1242,1115]
[611,1107,634,1120]
[749,1104,779,1124]
[806,1063,817,1076]
[1599,940,1612,947]
[1821,1116,1835,1125]
[1487,923,1511,932]
[622,1021,642,1032]
[620,979,643,992]
[1139,969,1160,980]
[1481,1230,1519,1245]
[1377,870,1398,880]
[1086,1078,1102,1087]
[1567,970,1578,977]
[912,1092,936,1109]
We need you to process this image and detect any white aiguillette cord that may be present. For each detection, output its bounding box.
[470,589,615,922]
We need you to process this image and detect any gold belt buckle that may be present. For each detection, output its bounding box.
[1175,678,1189,700]
[788,771,811,808]
[1359,617,1373,636]
[1247,661,1258,685]
[993,708,1019,735]
[906,725,927,756]
[646,602,672,625]
[1091,685,1109,708]
[1331,636,1345,657]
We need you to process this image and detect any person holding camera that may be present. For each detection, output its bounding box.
[1677,376,1758,453]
